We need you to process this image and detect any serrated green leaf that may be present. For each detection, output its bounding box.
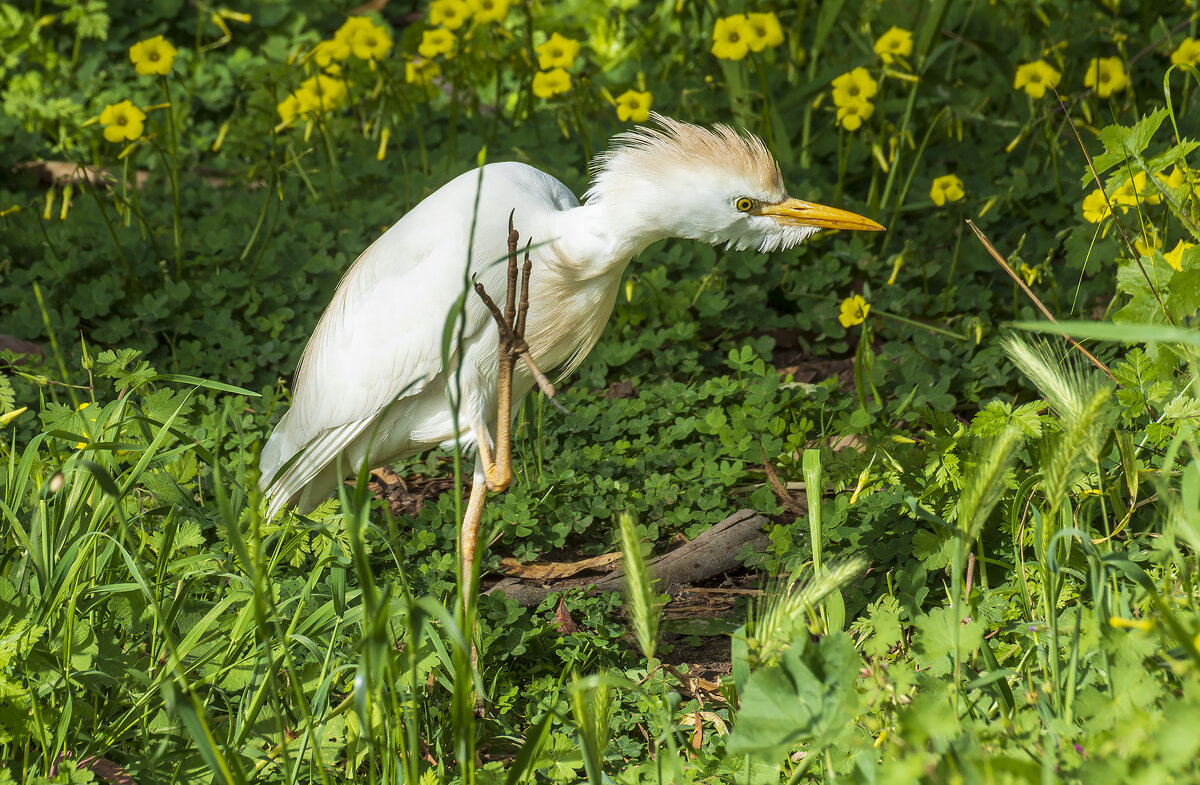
[1090,108,1169,181]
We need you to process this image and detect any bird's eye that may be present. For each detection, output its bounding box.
[735,197,756,212]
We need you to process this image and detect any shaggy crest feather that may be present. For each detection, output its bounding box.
[584,113,786,206]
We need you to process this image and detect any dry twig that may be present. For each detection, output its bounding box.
[966,219,1116,383]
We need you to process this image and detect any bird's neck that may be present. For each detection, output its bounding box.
[549,201,669,281]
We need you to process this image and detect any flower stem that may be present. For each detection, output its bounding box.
[871,307,969,341]
[159,76,184,280]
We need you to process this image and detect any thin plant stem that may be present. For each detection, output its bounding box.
[159,77,184,280]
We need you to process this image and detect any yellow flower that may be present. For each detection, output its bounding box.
[874,26,913,64]
[355,25,393,60]
[277,93,300,124]
[1134,227,1160,258]
[1109,615,1155,632]
[1084,57,1128,99]
[430,0,472,29]
[300,74,348,110]
[1112,171,1159,207]
[0,406,27,429]
[129,35,177,76]
[712,15,752,61]
[532,68,571,98]
[930,174,965,206]
[335,16,392,60]
[405,58,441,86]
[1081,189,1111,223]
[294,88,322,116]
[334,17,376,45]
[615,89,652,122]
[831,68,879,106]
[1164,240,1194,272]
[468,0,510,24]
[536,33,581,70]
[99,100,146,143]
[1013,60,1061,99]
[836,100,874,131]
[1157,165,1188,190]
[838,295,870,328]
[745,12,784,52]
[419,28,457,58]
[313,38,351,67]
[1170,37,1200,67]
[1018,263,1041,286]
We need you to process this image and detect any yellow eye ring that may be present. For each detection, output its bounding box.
[735,197,755,212]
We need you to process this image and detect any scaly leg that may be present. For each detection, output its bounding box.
[461,215,524,605]
[462,217,563,708]
[459,217,530,711]
[473,215,532,493]
[459,473,488,607]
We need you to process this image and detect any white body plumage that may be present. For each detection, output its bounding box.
[260,116,883,518]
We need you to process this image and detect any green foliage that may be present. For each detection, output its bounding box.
[2,0,1200,782]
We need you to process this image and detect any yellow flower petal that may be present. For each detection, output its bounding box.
[874,26,913,64]
[129,35,177,76]
[836,99,874,131]
[930,174,965,206]
[615,89,652,123]
[1083,56,1128,99]
[746,13,784,51]
[419,28,457,58]
[314,38,351,67]
[468,0,510,24]
[536,33,581,70]
[532,68,571,98]
[406,58,441,86]
[838,295,870,328]
[1163,240,1194,272]
[1081,189,1111,223]
[712,15,752,61]
[430,0,472,30]
[1170,37,1200,67]
[831,67,878,106]
[99,100,147,143]
[1013,60,1061,99]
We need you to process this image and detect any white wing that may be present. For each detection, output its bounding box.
[260,163,578,517]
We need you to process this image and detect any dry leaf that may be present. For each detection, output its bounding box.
[553,597,578,634]
[500,551,621,581]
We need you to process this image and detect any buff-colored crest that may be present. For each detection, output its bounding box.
[585,113,786,204]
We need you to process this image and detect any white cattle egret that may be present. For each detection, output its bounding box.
[259,114,883,594]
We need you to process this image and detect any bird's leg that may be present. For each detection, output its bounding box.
[459,472,488,604]
[465,218,564,606]
[474,222,518,492]
[472,215,552,493]
[458,217,529,714]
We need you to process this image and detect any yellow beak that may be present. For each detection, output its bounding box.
[760,198,886,232]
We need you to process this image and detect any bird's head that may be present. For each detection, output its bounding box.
[584,114,884,255]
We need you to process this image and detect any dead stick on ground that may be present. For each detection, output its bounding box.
[761,448,806,516]
[487,509,770,607]
[965,219,1117,383]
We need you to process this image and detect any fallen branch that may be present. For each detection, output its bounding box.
[486,509,770,607]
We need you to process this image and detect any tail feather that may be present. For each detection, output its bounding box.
[260,417,376,520]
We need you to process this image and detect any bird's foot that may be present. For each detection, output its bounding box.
[483,462,511,493]
[474,433,512,493]
[473,214,560,403]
